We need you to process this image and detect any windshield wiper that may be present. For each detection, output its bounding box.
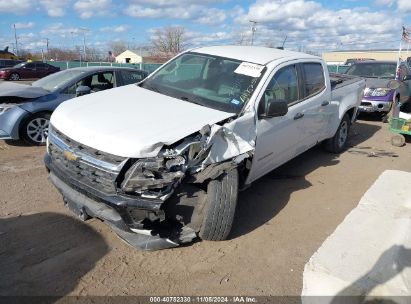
[142,84,161,93]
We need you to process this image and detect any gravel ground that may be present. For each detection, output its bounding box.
[0,116,410,297]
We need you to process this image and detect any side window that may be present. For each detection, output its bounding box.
[36,63,46,70]
[25,63,35,69]
[62,81,80,95]
[89,72,114,91]
[121,71,145,85]
[302,63,325,97]
[263,65,299,107]
[400,65,408,78]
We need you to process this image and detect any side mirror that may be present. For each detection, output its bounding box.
[76,85,91,97]
[260,99,288,119]
[403,75,411,81]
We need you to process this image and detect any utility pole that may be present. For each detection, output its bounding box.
[71,32,75,50]
[45,38,49,61]
[249,20,257,46]
[13,24,19,57]
[80,27,89,62]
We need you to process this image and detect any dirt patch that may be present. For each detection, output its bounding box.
[1,119,410,296]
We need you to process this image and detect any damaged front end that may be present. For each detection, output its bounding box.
[46,115,255,251]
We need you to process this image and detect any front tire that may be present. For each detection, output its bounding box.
[323,113,350,153]
[21,113,51,146]
[199,168,239,241]
[9,73,20,81]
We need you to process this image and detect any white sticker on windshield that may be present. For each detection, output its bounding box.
[234,62,264,78]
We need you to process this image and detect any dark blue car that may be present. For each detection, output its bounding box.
[0,66,147,145]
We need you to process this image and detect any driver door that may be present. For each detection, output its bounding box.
[246,63,307,183]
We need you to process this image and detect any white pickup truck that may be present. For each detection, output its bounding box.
[45,46,365,250]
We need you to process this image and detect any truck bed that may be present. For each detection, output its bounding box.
[329,73,362,90]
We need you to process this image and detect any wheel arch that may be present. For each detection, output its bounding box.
[18,110,53,139]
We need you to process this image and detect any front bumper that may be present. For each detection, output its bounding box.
[359,99,392,113]
[44,153,183,250]
[0,106,29,140]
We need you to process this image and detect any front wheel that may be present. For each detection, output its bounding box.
[323,113,350,153]
[199,168,239,241]
[9,73,20,81]
[21,113,51,145]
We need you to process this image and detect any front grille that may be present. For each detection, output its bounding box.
[48,126,127,194]
[361,102,372,106]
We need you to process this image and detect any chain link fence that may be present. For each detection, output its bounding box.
[45,61,162,74]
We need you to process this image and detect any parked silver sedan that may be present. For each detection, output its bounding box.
[0,66,147,145]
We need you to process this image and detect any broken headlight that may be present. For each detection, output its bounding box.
[364,88,391,97]
[0,104,16,115]
[121,157,186,194]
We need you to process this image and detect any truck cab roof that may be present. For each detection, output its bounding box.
[192,45,319,65]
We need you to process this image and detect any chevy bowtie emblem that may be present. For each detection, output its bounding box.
[63,150,79,161]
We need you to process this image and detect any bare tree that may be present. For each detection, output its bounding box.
[233,32,248,46]
[109,41,127,56]
[150,26,187,58]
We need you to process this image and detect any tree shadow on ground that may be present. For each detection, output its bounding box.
[0,212,109,299]
[229,120,381,239]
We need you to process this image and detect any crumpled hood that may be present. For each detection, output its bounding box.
[0,82,50,99]
[51,84,235,158]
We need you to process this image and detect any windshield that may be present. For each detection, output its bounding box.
[140,52,265,113]
[346,63,396,78]
[32,69,85,91]
[13,62,26,69]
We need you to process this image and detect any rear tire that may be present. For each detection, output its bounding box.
[199,168,239,241]
[323,113,350,153]
[21,112,51,146]
[9,73,20,81]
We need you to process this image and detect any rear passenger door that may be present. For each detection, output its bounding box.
[35,63,49,78]
[297,62,330,146]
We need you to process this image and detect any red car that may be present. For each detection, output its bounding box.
[0,61,60,81]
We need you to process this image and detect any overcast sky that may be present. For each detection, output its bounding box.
[1,0,411,54]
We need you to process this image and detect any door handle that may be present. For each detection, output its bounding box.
[321,101,330,106]
[294,112,304,120]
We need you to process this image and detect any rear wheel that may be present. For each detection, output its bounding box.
[323,113,350,153]
[199,168,239,241]
[21,113,51,146]
[9,73,20,81]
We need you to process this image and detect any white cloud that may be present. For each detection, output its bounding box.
[73,0,111,18]
[397,0,411,12]
[0,0,31,13]
[125,2,227,26]
[100,25,129,33]
[197,8,226,25]
[236,0,402,51]
[13,22,34,29]
[40,23,83,38]
[126,4,201,19]
[374,0,395,6]
[40,0,71,17]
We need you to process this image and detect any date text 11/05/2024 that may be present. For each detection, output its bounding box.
[149,296,258,303]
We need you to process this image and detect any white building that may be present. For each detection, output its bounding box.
[115,50,143,64]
